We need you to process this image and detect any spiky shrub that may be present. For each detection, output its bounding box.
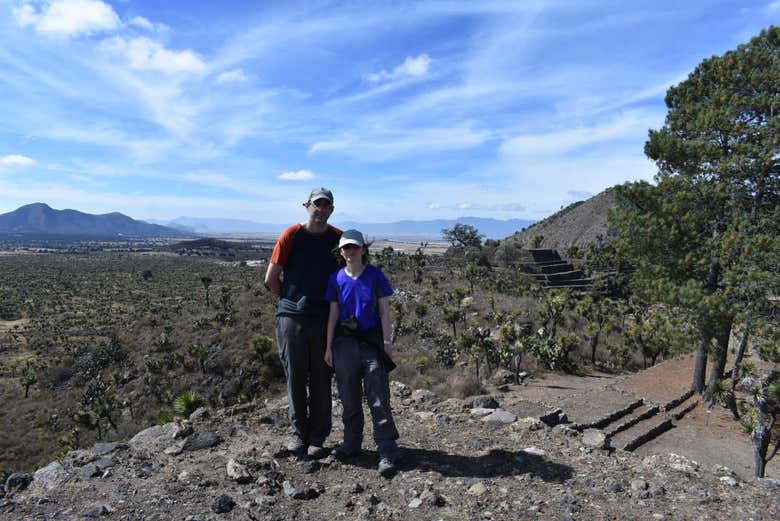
[708,379,732,407]
[157,408,174,425]
[173,390,205,418]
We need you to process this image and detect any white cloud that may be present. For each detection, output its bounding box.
[127,16,167,32]
[183,172,246,192]
[365,54,431,83]
[128,16,154,31]
[310,125,490,161]
[278,170,315,181]
[13,0,120,37]
[100,36,207,75]
[500,110,661,157]
[770,1,780,10]
[216,69,250,84]
[0,154,36,165]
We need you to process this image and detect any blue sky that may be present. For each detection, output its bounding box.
[0,1,777,224]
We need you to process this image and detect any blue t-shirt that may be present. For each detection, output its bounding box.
[325,265,393,331]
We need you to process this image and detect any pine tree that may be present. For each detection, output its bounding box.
[612,26,780,396]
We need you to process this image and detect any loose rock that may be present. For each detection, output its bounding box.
[212,494,235,514]
[189,407,210,422]
[226,458,253,483]
[467,482,487,496]
[391,381,411,398]
[410,389,437,403]
[582,429,607,449]
[4,473,32,495]
[182,432,223,452]
[282,480,319,500]
[481,409,517,425]
[464,395,500,409]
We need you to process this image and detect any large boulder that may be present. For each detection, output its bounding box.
[28,461,69,494]
[129,423,178,451]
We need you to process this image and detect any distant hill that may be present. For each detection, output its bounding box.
[147,217,278,235]
[0,203,188,238]
[502,188,617,251]
[336,217,535,240]
[152,216,535,239]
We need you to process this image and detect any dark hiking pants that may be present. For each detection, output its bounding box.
[276,315,332,446]
[332,333,399,457]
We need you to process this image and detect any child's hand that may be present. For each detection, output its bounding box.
[324,347,334,368]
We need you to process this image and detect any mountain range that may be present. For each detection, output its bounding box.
[149,216,536,239]
[4,197,625,242]
[0,203,186,238]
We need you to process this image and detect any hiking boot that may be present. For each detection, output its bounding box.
[377,457,397,477]
[332,445,360,460]
[306,445,326,459]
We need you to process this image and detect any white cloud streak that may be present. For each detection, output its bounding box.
[0,155,36,166]
[500,110,662,157]
[127,16,168,33]
[99,36,207,75]
[365,54,431,83]
[216,69,250,84]
[13,0,120,37]
[310,125,490,161]
[278,170,315,181]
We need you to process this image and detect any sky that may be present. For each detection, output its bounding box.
[0,0,778,224]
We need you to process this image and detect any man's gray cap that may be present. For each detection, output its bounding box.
[308,187,333,204]
[339,229,365,249]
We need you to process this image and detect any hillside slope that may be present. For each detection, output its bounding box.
[3,378,777,520]
[504,188,617,251]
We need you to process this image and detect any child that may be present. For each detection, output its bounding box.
[324,229,400,477]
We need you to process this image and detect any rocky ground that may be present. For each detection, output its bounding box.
[2,374,778,521]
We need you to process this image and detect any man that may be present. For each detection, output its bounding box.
[264,188,341,458]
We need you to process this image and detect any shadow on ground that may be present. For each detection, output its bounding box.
[340,447,573,482]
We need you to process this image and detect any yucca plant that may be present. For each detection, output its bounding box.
[708,379,732,407]
[173,390,205,418]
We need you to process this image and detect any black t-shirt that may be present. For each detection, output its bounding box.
[270,223,341,316]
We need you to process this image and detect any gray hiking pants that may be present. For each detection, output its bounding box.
[276,315,332,446]
[333,332,399,456]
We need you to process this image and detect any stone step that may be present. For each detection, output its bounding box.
[544,279,592,288]
[665,395,699,421]
[608,412,674,451]
[604,404,660,438]
[608,392,700,452]
[545,269,585,282]
[522,249,562,263]
[521,261,573,274]
[540,263,575,274]
[570,399,644,432]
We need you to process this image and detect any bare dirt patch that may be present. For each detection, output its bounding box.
[0,318,29,331]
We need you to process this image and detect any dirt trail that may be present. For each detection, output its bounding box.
[505,354,778,481]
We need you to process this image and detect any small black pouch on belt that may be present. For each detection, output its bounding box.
[337,320,396,373]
